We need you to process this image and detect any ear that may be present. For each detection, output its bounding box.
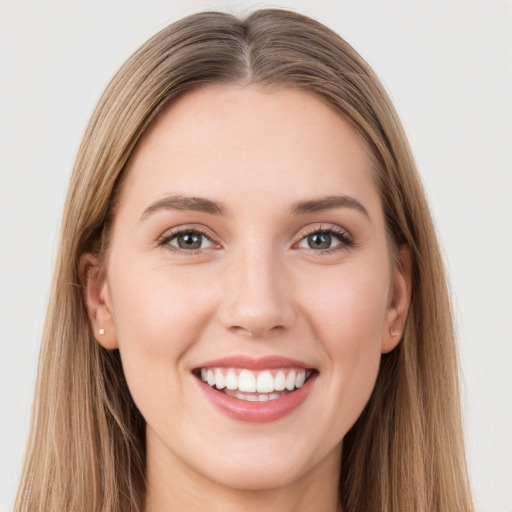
[78,253,118,350]
[382,245,412,354]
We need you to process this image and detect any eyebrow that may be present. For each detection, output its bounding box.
[140,195,226,221]
[139,193,369,221]
[290,195,369,218]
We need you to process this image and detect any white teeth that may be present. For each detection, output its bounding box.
[225,370,238,390]
[295,370,306,388]
[215,369,226,389]
[274,370,286,391]
[241,393,258,401]
[232,391,281,402]
[285,370,296,391]
[199,367,312,395]
[256,371,274,393]
[238,369,257,392]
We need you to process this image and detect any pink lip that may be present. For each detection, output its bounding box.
[194,370,318,423]
[195,355,314,371]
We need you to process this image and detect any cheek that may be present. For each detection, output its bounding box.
[107,260,215,407]
[300,264,388,412]
[303,264,389,348]
[110,259,214,352]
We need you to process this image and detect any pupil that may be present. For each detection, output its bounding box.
[309,233,331,249]
[178,233,201,249]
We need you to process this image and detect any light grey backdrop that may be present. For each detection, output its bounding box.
[1,1,510,511]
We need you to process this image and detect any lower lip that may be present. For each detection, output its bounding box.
[195,373,318,423]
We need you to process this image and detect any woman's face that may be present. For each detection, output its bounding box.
[83,85,409,495]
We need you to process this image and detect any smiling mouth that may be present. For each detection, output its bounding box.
[193,367,317,402]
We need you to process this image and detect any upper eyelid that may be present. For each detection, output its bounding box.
[295,223,351,241]
[300,224,347,235]
[159,224,218,242]
[157,223,352,248]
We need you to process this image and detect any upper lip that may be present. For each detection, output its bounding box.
[194,355,315,371]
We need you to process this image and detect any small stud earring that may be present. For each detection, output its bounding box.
[390,327,399,337]
[98,328,105,335]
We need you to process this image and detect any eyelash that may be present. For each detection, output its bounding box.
[298,225,354,254]
[158,225,354,255]
[158,227,218,255]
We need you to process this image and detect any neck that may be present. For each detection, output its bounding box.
[143,430,342,512]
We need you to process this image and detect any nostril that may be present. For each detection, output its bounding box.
[228,323,285,338]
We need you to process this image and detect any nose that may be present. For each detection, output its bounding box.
[217,248,297,338]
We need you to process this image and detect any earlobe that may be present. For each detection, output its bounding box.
[78,253,118,350]
[382,246,412,354]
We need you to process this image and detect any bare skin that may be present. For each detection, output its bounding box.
[81,85,410,511]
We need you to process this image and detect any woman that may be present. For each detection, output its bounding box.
[15,9,474,511]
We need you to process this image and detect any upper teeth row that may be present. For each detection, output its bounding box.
[200,368,307,393]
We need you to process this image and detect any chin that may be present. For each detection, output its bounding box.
[184,432,335,492]
[201,459,309,491]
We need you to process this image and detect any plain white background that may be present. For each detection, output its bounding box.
[0,1,510,511]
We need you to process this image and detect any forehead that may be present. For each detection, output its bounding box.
[119,85,380,219]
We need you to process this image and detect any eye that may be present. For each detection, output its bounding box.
[161,229,216,252]
[297,227,352,252]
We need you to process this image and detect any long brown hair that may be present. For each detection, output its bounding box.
[15,9,474,511]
